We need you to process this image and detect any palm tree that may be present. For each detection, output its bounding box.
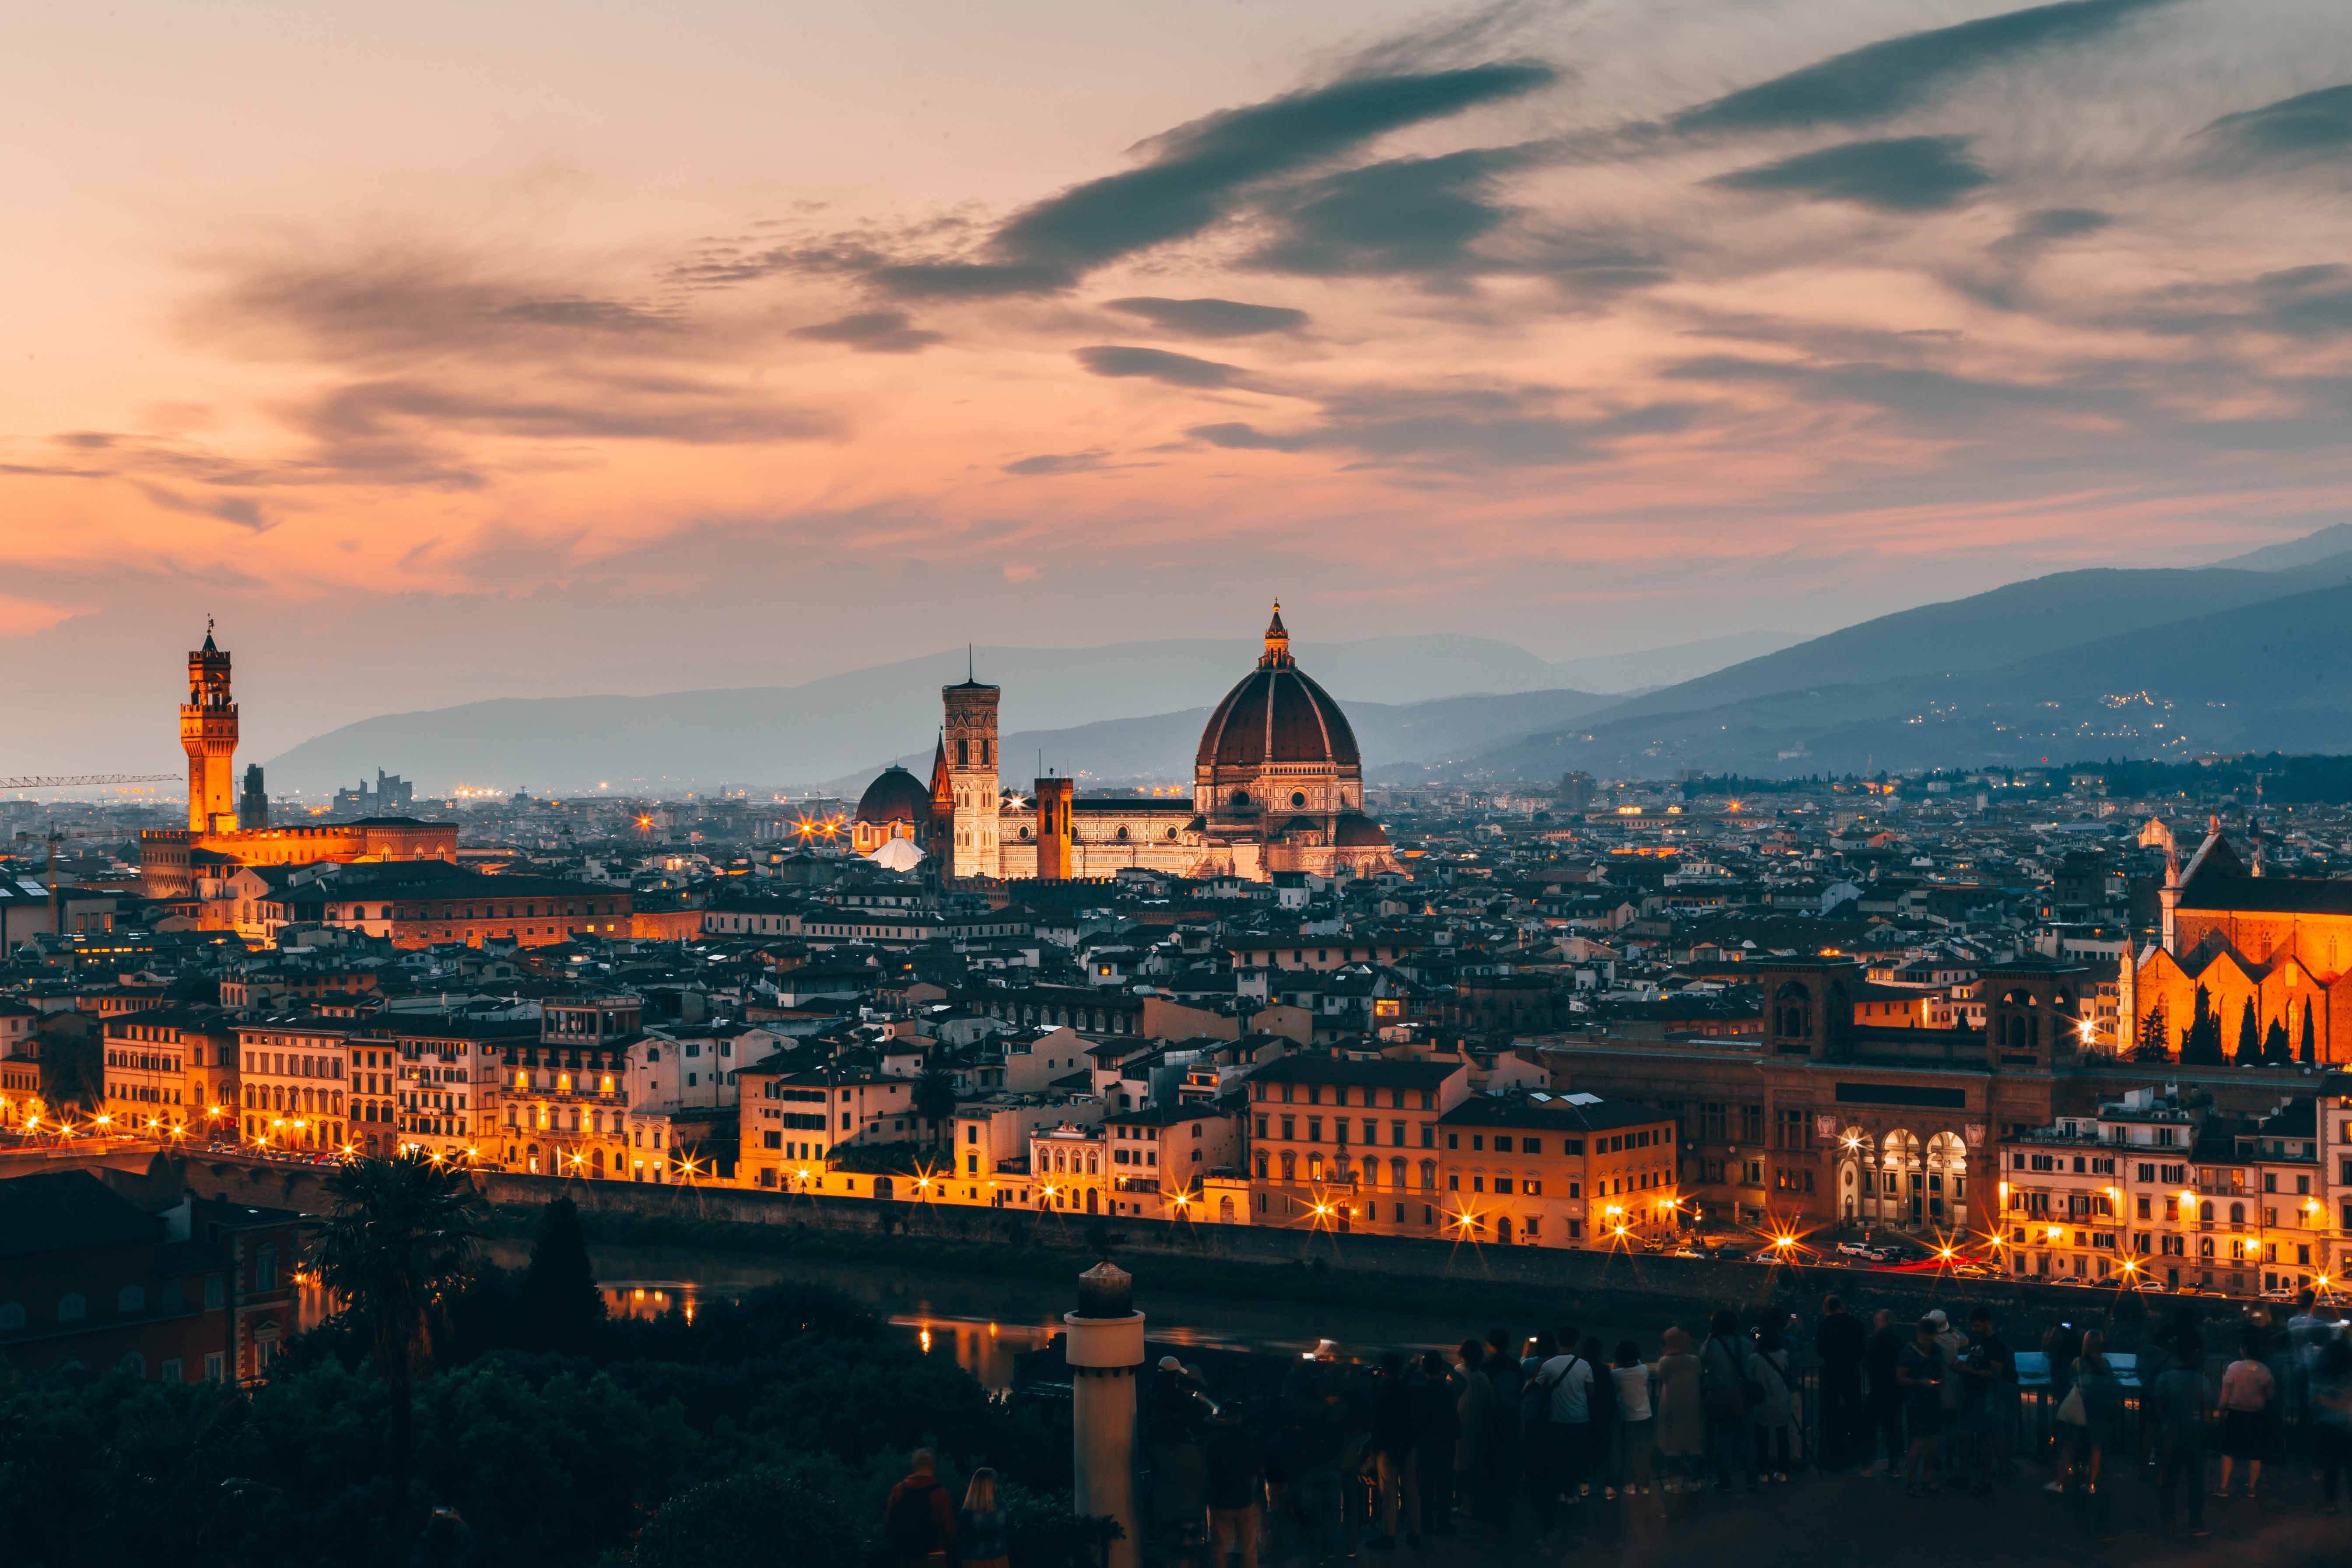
[311,1151,485,1502]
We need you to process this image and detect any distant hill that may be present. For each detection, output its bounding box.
[265,634,1635,792]
[1468,577,2352,779]
[834,688,1619,794]
[1591,556,2352,728]
[2208,523,2352,572]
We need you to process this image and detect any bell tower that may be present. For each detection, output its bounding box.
[181,619,238,834]
[942,651,1000,880]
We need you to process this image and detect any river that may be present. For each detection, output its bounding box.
[485,1239,1673,1392]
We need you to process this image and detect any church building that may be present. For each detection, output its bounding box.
[853,605,1395,883]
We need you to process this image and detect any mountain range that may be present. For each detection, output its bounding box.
[266,528,2352,793]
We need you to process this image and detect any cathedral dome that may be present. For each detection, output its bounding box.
[856,765,932,826]
[1195,604,1360,770]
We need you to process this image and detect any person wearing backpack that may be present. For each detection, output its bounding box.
[1698,1309,1750,1496]
[1528,1326,1594,1548]
[1580,1333,1616,1501]
[1746,1321,1796,1487]
[885,1448,959,1568]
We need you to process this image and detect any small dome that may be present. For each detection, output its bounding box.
[1333,813,1388,847]
[856,765,932,825]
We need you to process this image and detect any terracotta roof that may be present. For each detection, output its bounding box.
[1196,665,1360,769]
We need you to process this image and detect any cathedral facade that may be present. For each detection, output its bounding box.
[856,606,1395,883]
[2122,818,2352,1064]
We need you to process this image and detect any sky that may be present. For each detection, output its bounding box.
[6,0,2352,765]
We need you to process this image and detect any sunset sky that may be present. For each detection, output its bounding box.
[7,0,2352,763]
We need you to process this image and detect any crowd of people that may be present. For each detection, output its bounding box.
[879,1289,2352,1566]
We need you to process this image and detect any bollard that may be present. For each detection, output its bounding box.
[1066,1259,1144,1568]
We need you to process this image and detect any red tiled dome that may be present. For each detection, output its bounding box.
[1333,813,1388,847]
[1196,666,1360,769]
[855,765,932,825]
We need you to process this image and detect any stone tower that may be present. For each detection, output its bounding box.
[1034,775,1074,880]
[942,659,1000,880]
[181,621,238,833]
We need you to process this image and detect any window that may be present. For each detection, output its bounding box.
[0,1302,21,1330]
[117,1284,145,1314]
[119,1352,145,1378]
[256,1244,279,1292]
[161,1358,184,1383]
[58,1293,87,1322]
[205,1352,226,1382]
[205,1274,225,1309]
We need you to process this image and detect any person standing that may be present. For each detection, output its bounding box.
[1815,1295,1866,1472]
[1863,1309,1905,1480]
[1699,1309,1751,1495]
[2214,1325,2278,1499]
[1531,1327,1595,1545]
[1451,1340,1500,1535]
[2152,1332,2212,1537]
[955,1469,1010,1568]
[1610,1340,1658,1498]
[1952,1307,2012,1495]
[1205,1399,1267,1568]
[885,1449,959,1568]
[1652,1326,1704,1495]
[1414,1350,1460,1536]
[1367,1351,1420,1550]
[1896,1318,1945,1497]
[1746,1322,1796,1486]
[1279,1354,1346,1563]
[2312,1335,2352,1514]
[2071,1333,2123,1538]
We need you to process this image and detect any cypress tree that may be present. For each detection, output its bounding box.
[2236,998,2260,1065]
[2263,1018,2291,1064]
[2181,983,2223,1066]
[2303,999,2318,1065]
[517,1196,606,1356]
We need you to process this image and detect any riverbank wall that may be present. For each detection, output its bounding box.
[162,1154,2129,1332]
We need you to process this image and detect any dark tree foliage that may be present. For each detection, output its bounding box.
[2262,1018,2292,1065]
[2134,1000,2170,1062]
[2236,998,2261,1065]
[516,1197,606,1356]
[2303,999,2319,1064]
[2179,983,2225,1065]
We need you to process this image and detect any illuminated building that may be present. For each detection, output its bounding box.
[141,625,457,898]
[925,605,1395,884]
[101,1004,237,1143]
[1244,1055,1472,1232]
[2125,818,2352,1064]
[236,1018,350,1151]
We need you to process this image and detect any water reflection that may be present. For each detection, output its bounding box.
[603,1280,698,1323]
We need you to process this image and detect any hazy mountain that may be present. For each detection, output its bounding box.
[2208,523,2352,572]
[1467,577,2352,779]
[1544,629,1805,694]
[835,688,1620,795]
[265,633,1629,792]
[1590,554,2352,727]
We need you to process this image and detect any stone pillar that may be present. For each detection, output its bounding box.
[1065,1259,1144,1568]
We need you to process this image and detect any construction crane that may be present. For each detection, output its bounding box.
[0,774,178,790]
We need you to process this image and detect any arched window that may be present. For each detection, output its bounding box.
[1419,1159,1437,1190]
[57,1293,86,1322]
[957,740,969,765]
[117,1284,145,1314]
[1773,981,1810,1039]
[1309,1153,1325,1182]
[1190,1147,1202,1164]
[1390,1157,1406,1187]
[1255,1152,1269,1179]
[1231,791,1249,808]
[2229,1202,2245,1225]
[119,1352,145,1378]
[0,1303,22,1330]
[1280,1150,1297,1181]
[2200,1200,2215,1223]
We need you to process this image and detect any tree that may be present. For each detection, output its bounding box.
[311,1150,486,1508]
[2135,1000,2170,1062]
[516,1196,606,1356]
[2303,999,2319,1065]
[2180,983,2224,1065]
[2236,997,2260,1065]
[631,1466,865,1568]
[2263,1018,2292,1064]
[913,1068,957,1127]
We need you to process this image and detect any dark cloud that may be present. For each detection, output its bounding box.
[1671,0,2178,135]
[790,309,944,353]
[1002,449,1114,476]
[302,378,834,452]
[2201,82,2352,165]
[865,262,1069,300]
[133,483,272,531]
[1249,148,1522,280]
[1104,296,1310,337]
[1074,346,1250,388]
[1991,206,2112,255]
[2133,265,2352,340]
[1661,354,2137,434]
[489,298,678,332]
[1191,385,1697,468]
[1707,136,1993,211]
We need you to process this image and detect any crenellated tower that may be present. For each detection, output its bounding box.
[181,620,238,833]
